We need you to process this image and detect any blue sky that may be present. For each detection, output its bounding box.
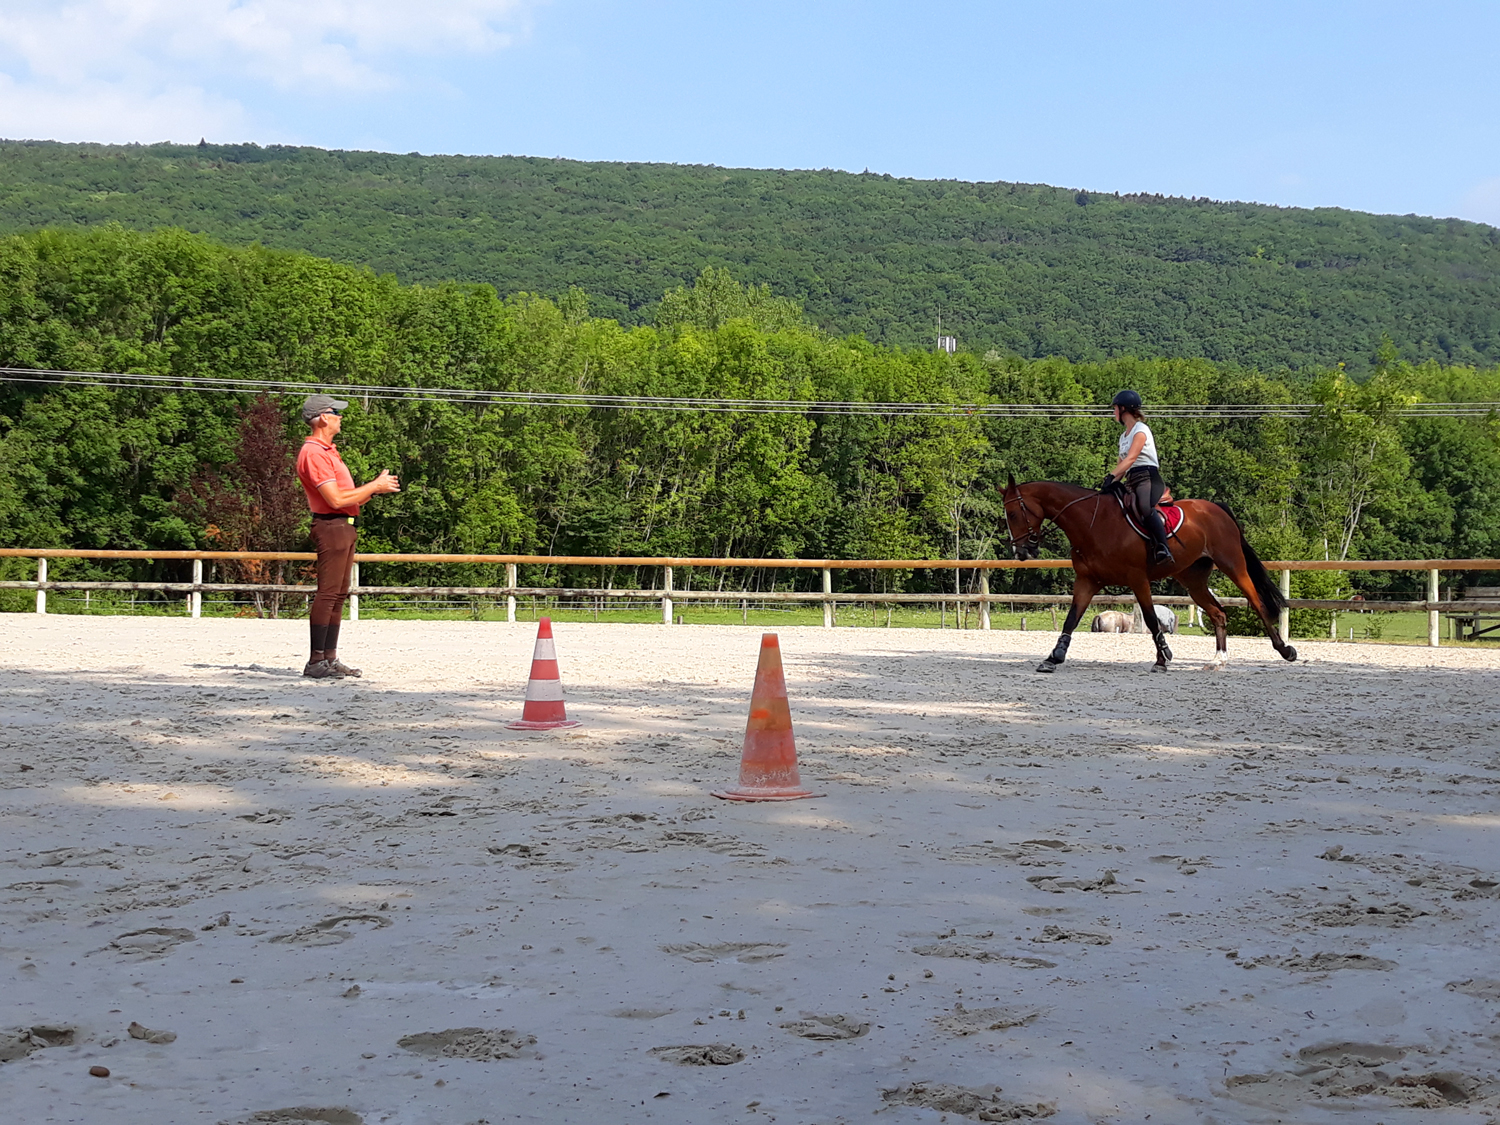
[3,0,1499,224]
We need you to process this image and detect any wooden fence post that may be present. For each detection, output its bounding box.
[506,563,517,622]
[348,561,359,622]
[1427,568,1440,648]
[1278,568,1290,640]
[191,558,203,619]
[822,567,833,628]
[35,557,46,614]
[662,566,674,625]
[979,571,991,630]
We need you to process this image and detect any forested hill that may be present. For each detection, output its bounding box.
[3,139,1499,372]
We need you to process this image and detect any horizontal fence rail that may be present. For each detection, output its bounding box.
[3,549,1498,647]
[5,549,1500,570]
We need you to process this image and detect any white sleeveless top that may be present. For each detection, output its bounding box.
[1119,420,1159,469]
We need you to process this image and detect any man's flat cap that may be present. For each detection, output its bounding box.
[301,393,350,421]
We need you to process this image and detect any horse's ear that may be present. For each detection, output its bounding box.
[1006,471,1017,491]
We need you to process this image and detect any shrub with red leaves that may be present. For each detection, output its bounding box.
[176,395,309,617]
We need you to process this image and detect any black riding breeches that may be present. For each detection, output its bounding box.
[1126,466,1171,555]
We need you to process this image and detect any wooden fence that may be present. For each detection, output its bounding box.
[3,549,1499,647]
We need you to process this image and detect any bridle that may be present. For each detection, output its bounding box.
[1003,491,1045,555]
[1003,486,1103,556]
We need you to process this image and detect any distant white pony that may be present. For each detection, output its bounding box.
[1131,604,1178,634]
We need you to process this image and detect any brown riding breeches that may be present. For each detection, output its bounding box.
[310,518,358,628]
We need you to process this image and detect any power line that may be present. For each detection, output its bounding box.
[2,366,1497,419]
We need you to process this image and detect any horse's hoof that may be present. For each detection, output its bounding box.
[1036,661,1057,674]
[1150,663,1170,673]
[1282,645,1298,662]
[1201,661,1226,673]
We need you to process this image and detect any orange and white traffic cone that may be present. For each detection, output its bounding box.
[712,633,822,801]
[506,618,580,730]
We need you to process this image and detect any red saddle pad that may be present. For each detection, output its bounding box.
[1159,502,1184,535]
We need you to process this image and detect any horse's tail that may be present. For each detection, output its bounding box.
[1212,502,1286,613]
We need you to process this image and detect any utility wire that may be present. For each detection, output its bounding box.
[2,366,1497,419]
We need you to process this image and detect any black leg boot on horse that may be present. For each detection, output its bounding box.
[1034,575,1099,674]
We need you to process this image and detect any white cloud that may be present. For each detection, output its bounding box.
[0,0,537,142]
[0,71,248,143]
[1459,177,1500,228]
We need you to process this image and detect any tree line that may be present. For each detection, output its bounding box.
[1,228,1498,626]
[4,140,1500,371]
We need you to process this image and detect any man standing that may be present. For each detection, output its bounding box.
[294,394,400,679]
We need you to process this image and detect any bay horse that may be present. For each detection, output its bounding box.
[1001,476,1296,672]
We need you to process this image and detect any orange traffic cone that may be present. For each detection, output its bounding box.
[506,618,581,730]
[712,633,822,801]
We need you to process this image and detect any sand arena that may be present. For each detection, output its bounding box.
[3,616,1500,1124]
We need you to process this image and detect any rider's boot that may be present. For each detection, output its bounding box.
[1149,513,1175,566]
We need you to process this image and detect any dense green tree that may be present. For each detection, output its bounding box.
[1,226,1497,619]
[4,141,1500,371]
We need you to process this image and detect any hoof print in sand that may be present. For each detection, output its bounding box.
[397,1027,536,1060]
[1447,978,1500,1000]
[0,1025,75,1063]
[222,1109,363,1125]
[1030,925,1110,946]
[659,830,765,857]
[912,941,1056,969]
[237,809,293,824]
[128,1021,177,1044]
[1226,1042,1477,1112]
[111,927,197,958]
[270,914,392,946]
[1451,878,1500,901]
[1025,869,1138,894]
[650,1043,744,1066]
[780,1014,869,1040]
[1305,899,1428,928]
[932,1003,1044,1037]
[1267,951,1396,973]
[1382,1072,1475,1107]
[659,941,786,964]
[881,1082,1056,1120]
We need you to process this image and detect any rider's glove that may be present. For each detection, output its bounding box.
[1097,475,1116,492]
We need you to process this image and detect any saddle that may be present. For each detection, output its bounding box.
[1115,487,1184,541]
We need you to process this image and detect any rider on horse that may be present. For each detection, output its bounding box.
[1099,389,1174,567]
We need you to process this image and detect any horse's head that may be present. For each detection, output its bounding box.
[1001,473,1043,561]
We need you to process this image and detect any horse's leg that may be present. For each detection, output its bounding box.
[1212,545,1297,662]
[1178,559,1229,671]
[1037,576,1099,673]
[1129,577,1173,672]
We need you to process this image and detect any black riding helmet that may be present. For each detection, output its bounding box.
[1111,389,1143,412]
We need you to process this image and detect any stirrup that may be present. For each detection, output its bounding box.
[1152,545,1175,566]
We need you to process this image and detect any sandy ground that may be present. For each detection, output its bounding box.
[3,617,1500,1125]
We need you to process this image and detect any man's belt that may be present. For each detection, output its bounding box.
[312,512,357,525]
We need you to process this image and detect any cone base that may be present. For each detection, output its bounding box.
[711,786,824,802]
[505,719,581,730]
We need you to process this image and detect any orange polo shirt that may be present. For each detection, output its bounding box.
[295,439,358,516]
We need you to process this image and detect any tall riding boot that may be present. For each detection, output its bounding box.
[1149,511,1175,565]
